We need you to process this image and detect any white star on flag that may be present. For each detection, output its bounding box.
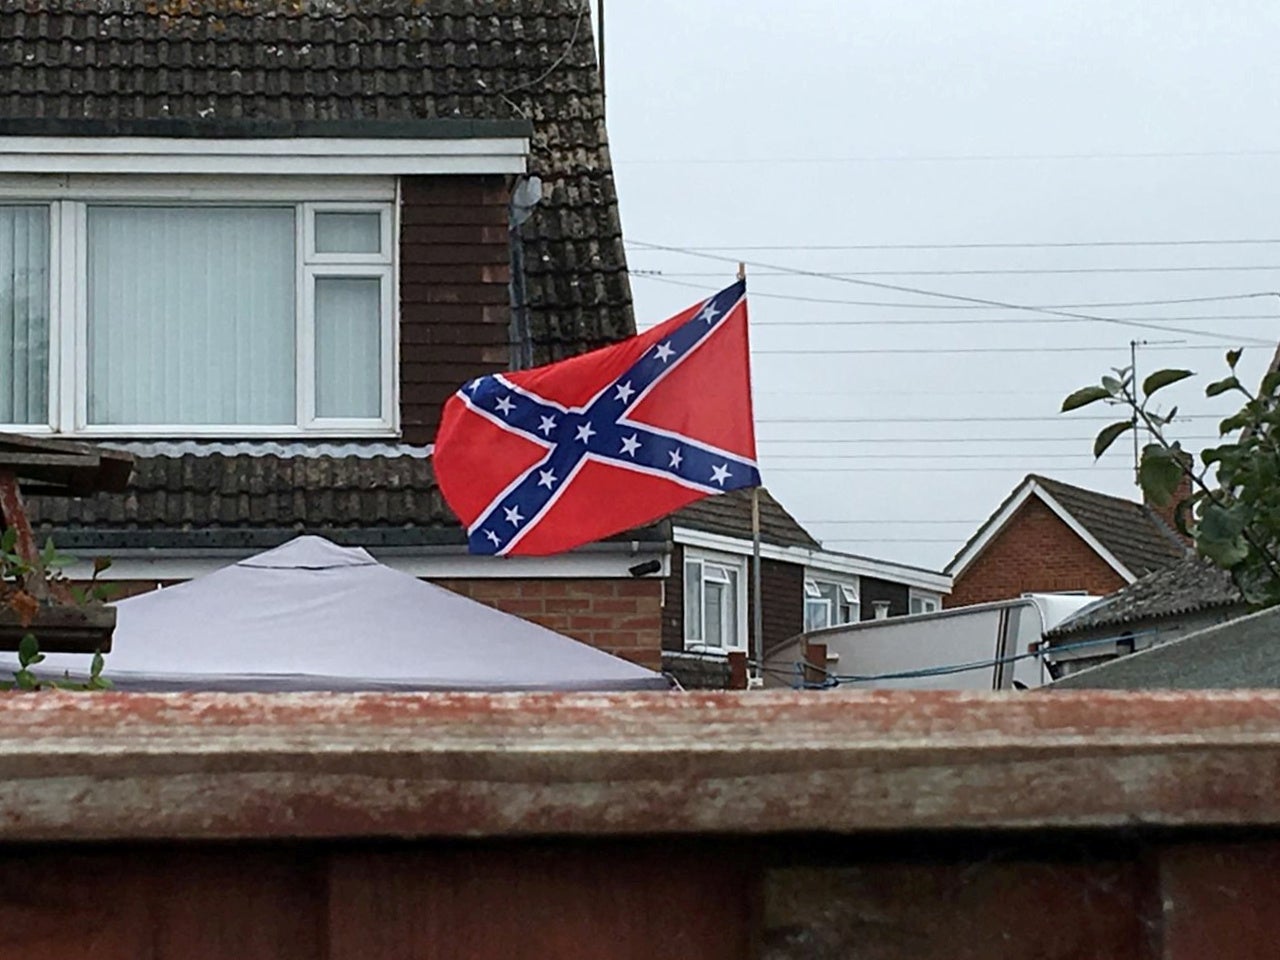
[537,468,558,489]
[668,449,683,469]
[537,415,557,436]
[654,342,675,362]
[614,381,636,403]
[698,303,721,324]
[504,505,524,526]
[620,434,641,457]
[575,422,596,444]
[710,464,731,485]
[484,529,501,546]
[495,395,515,416]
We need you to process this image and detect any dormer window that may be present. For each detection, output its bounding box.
[1,189,396,436]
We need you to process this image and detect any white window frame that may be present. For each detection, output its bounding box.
[804,572,860,631]
[0,179,399,438]
[909,590,941,615]
[683,548,748,653]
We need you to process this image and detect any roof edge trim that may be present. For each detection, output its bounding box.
[0,118,534,140]
[0,133,529,176]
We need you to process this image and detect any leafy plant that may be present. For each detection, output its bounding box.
[0,531,115,692]
[1063,349,1280,607]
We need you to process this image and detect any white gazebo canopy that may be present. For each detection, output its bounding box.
[6,536,669,692]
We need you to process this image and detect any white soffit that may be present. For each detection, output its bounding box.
[0,136,529,176]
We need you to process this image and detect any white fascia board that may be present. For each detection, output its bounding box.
[944,479,1135,584]
[61,548,669,583]
[945,480,1038,579]
[0,136,529,176]
[673,526,951,594]
[0,174,398,202]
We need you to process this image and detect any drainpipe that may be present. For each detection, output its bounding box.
[508,176,543,370]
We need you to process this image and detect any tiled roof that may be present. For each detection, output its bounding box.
[1032,475,1187,578]
[0,0,632,358]
[673,488,821,550]
[25,446,454,549]
[22,443,670,550]
[1046,555,1244,638]
[948,474,1187,579]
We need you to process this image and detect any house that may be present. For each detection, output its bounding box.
[0,0,671,669]
[945,474,1189,608]
[1042,555,1247,679]
[661,488,952,689]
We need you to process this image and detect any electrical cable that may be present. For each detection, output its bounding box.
[629,240,1279,345]
[634,275,1280,311]
[628,237,1280,252]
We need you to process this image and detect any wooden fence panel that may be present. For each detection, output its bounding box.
[328,844,753,960]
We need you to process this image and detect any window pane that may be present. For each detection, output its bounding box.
[706,580,725,648]
[805,598,831,632]
[684,559,703,642]
[724,568,739,648]
[0,206,49,424]
[315,276,382,418]
[314,212,381,254]
[87,206,295,425]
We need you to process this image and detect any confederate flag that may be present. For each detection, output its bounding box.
[433,280,760,556]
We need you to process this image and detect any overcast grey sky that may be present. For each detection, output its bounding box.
[600,0,1280,570]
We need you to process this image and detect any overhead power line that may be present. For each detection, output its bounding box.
[628,240,1278,346]
[628,237,1280,252]
[743,313,1277,329]
[758,434,1220,445]
[778,455,1141,463]
[634,274,1280,312]
[802,519,981,525]
[765,465,1131,473]
[616,148,1280,165]
[758,414,1218,424]
[752,343,1239,356]
[637,265,1280,278]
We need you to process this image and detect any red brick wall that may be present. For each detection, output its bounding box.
[399,175,512,445]
[436,578,662,671]
[947,498,1127,607]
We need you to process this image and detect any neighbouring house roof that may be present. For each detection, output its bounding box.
[0,0,631,358]
[946,474,1187,583]
[25,442,670,552]
[672,488,821,551]
[1045,555,1244,639]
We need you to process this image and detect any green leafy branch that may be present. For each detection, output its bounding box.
[1063,349,1280,606]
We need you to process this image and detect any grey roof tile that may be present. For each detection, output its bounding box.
[1046,555,1245,638]
[673,488,821,551]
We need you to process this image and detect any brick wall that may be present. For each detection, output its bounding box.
[399,175,512,445]
[754,558,803,654]
[436,578,662,671]
[947,497,1127,607]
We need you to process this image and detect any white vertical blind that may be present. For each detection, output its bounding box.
[86,206,296,425]
[314,276,382,418]
[0,206,49,424]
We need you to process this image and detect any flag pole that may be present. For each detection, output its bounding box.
[739,260,763,686]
